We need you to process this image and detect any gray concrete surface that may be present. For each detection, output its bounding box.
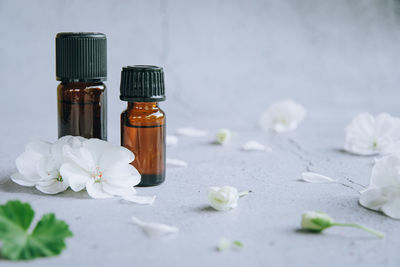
[1,0,400,266]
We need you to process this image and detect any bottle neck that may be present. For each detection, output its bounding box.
[127,102,159,110]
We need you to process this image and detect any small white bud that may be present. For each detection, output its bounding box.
[215,128,231,145]
[301,211,334,232]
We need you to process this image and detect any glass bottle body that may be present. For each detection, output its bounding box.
[57,82,107,140]
[121,102,166,186]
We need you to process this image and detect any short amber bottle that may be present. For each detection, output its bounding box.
[120,66,166,186]
[56,32,107,140]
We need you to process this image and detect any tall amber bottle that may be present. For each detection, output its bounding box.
[56,32,107,140]
[120,66,166,186]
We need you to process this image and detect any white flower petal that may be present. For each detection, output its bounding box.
[176,127,208,137]
[242,141,271,152]
[166,135,178,146]
[99,146,135,171]
[36,178,69,194]
[86,180,114,199]
[63,146,95,171]
[36,157,59,180]
[52,135,86,164]
[370,154,400,188]
[82,139,112,164]
[15,151,43,178]
[344,113,400,156]
[260,99,306,133]
[10,172,36,187]
[301,172,337,183]
[359,187,389,211]
[131,216,178,238]
[381,198,400,219]
[360,153,400,219]
[166,158,187,167]
[60,162,89,192]
[103,163,141,187]
[26,140,52,156]
[122,195,156,205]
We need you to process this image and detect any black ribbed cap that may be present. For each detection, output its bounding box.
[120,65,166,102]
[56,32,107,82]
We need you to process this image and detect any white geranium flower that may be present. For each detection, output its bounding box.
[60,138,141,199]
[260,99,306,133]
[35,136,86,194]
[208,186,249,211]
[11,140,52,186]
[360,153,400,219]
[11,136,86,194]
[215,128,231,145]
[344,113,400,156]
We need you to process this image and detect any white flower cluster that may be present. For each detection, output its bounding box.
[11,136,154,204]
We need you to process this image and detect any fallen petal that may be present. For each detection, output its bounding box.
[122,194,156,205]
[166,135,178,146]
[131,216,179,238]
[176,127,208,137]
[166,158,187,167]
[301,172,337,183]
[242,141,271,152]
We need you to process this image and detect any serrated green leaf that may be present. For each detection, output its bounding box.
[0,200,72,260]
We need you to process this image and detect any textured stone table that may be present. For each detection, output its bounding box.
[1,0,400,266]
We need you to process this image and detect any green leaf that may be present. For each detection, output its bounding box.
[0,200,72,260]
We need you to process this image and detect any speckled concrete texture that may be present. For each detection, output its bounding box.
[1,0,400,266]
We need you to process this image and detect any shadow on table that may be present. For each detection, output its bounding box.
[294,228,381,240]
[0,175,90,199]
[196,205,219,212]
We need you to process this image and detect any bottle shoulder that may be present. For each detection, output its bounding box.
[121,106,165,125]
[58,82,106,91]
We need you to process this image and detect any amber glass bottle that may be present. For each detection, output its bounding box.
[120,66,166,186]
[56,32,107,140]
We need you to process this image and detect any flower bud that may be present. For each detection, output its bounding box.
[208,186,239,211]
[301,211,334,232]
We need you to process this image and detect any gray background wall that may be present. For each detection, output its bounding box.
[1,0,400,148]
